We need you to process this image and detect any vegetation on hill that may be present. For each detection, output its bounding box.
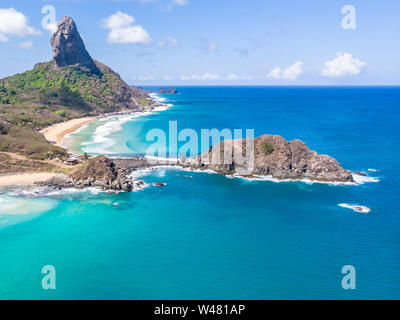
[0,15,152,167]
[0,153,57,174]
[0,60,147,130]
[0,61,150,160]
[0,121,66,160]
[261,142,275,155]
[72,156,118,181]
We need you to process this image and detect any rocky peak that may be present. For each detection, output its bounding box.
[50,16,100,74]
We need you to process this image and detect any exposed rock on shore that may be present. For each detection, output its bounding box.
[183,134,354,182]
[37,134,356,191]
[42,156,140,191]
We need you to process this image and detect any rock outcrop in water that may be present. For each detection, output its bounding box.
[42,156,142,191]
[51,16,100,74]
[183,134,354,182]
[159,87,178,94]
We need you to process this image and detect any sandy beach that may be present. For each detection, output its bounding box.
[0,117,95,188]
[2,109,146,188]
[40,117,96,148]
[0,172,58,187]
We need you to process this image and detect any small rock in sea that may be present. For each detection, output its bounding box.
[152,182,166,187]
[113,202,119,206]
[353,171,368,177]
[159,87,178,94]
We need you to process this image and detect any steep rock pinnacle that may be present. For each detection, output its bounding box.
[50,16,99,74]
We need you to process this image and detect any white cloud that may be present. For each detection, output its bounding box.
[158,36,178,49]
[102,11,151,44]
[225,73,253,81]
[0,8,40,42]
[207,42,218,52]
[180,73,220,81]
[107,25,151,44]
[17,40,33,49]
[282,61,303,80]
[180,73,253,81]
[162,76,174,81]
[267,67,282,79]
[322,52,366,78]
[43,22,57,35]
[267,61,304,80]
[138,75,156,81]
[103,11,135,29]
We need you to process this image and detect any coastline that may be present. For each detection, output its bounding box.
[40,98,168,151]
[0,94,167,188]
[40,117,96,148]
[1,91,377,189]
[0,172,58,187]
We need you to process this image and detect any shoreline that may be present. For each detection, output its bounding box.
[0,172,58,187]
[0,95,166,188]
[40,117,97,148]
[40,99,167,150]
[1,92,377,190]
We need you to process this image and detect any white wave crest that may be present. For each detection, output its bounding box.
[8,186,106,198]
[81,113,144,154]
[351,173,380,184]
[80,94,173,155]
[338,203,371,213]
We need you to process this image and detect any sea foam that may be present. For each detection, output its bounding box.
[129,157,381,187]
[338,203,371,213]
[352,173,380,184]
[0,194,58,215]
[81,94,173,155]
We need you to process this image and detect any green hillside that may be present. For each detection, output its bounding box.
[0,60,147,130]
[0,15,152,161]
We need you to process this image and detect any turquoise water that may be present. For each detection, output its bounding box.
[1,87,399,299]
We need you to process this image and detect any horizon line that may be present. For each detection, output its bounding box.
[131,84,400,87]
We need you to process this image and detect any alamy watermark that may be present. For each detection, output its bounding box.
[146,121,255,175]
[342,5,356,29]
[41,5,57,33]
[41,265,56,290]
[341,265,356,290]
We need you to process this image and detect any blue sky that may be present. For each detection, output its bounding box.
[0,0,399,85]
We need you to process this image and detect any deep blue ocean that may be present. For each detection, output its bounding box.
[0,86,399,299]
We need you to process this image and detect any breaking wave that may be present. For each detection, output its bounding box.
[338,203,371,213]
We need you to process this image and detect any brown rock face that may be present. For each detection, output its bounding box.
[71,156,134,191]
[41,156,136,191]
[185,134,353,182]
[50,16,100,74]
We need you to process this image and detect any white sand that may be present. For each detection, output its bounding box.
[40,117,95,148]
[0,172,57,187]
